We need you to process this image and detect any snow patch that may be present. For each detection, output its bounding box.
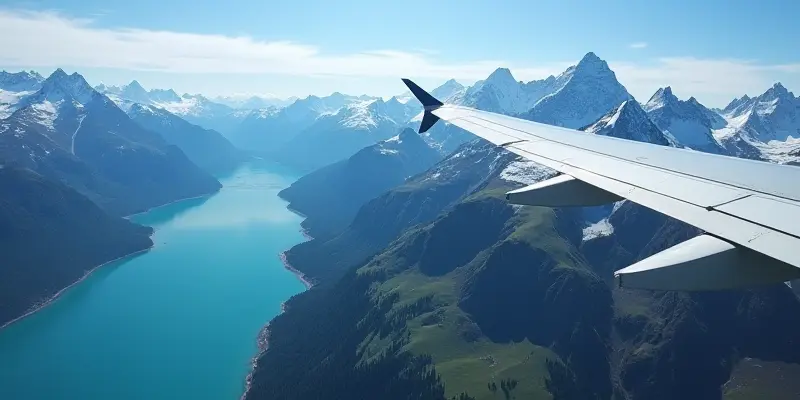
[583,218,614,241]
[30,100,60,130]
[499,159,556,186]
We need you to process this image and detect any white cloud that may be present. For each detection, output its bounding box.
[0,9,508,81]
[610,58,800,106]
[1,9,798,107]
[629,42,648,49]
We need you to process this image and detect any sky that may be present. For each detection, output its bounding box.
[1,0,799,107]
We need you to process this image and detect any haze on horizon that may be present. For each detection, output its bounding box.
[1,0,799,107]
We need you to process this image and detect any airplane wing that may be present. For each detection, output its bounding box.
[402,78,800,291]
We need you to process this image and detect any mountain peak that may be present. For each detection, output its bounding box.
[49,68,68,80]
[128,80,145,90]
[39,69,95,105]
[442,78,460,86]
[485,67,516,85]
[583,100,671,146]
[0,70,45,92]
[575,52,609,72]
[645,86,678,110]
[761,82,792,100]
[120,80,151,103]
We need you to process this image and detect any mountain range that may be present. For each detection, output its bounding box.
[240,52,800,400]
[2,49,800,400]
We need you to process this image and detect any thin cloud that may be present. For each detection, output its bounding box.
[610,57,800,105]
[629,42,648,49]
[0,9,509,80]
[1,9,798,107]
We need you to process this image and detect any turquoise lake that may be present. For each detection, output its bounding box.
[0,161,307,400]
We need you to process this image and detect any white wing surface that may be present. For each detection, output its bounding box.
[402,78,800,291]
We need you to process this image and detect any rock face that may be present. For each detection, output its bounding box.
[0,166,153,327]
[0,69,221,216]
[643,86,726,154]
[279,128,441,239]
[714,83,800,163]
[522,52,633,129]
[582,100,672,145]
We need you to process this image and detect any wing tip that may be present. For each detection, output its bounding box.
[401,78,443,109]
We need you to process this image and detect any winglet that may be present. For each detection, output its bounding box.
[402,79,443,109]
[402,79,443,133]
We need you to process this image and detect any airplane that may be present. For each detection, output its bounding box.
[401,78,800,292]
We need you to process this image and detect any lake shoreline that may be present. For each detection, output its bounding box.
[1,190,220,331]
[0,246,153,331]
[240,205,314,400]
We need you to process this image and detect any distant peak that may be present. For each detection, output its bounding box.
[757,82,793,102]
[617,99,647,118]
[441,78,462,87]
[576,52,606,68]
[486,67,516,83]
[38,69,96,104]
[48,68,68,81]
[646,86,678,107]
[580,51,600,62]
[128,80,144,89]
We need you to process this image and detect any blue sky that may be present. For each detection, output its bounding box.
[1,0,799,106]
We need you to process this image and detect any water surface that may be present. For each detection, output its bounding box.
[0,161,306,400]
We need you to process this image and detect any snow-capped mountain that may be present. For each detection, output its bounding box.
[213,94,298,109]
[455,68,543,114]
[420,53,630,153]
[0,71,46,119]
[583,100,672,146]
[275,97,420,171]
[97,81,243,135]
[431,79,465,102]
[522,52,632,129]
[0,70,44,92]
[714,83,800,163]
[643,86,726,154]
[0,69,220,215]
[230,92,381,153]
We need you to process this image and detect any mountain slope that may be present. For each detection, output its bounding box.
[522,52,632,128]
[126,103,243,173]
[250,137,612,400]
[229,92,367,153]
[98,81,244,136]
[0,69,221,215]
[279,128,442,239]
[583,100,672,145]
[273,97,420,171]
[714,83,800,163]
[0,70,44,119]
[643,86,726,154]
[0,166,153,327]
